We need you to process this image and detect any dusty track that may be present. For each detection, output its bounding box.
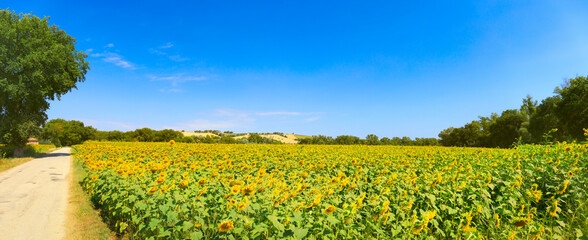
[0,147,71,240]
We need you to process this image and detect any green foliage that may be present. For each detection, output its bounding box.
[365,134,380,145]
[0,143,55,159]
[247,133,264,144]
[301,135,439,146]
[42,119,96,146]
[555,76,588,141]
[155,129,183,142]
[0,9,89,154]
[335,135,361,145]
[529,96,562,143]
[133,128,157,142]
[440,76,588,147]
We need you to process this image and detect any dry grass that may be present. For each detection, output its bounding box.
[180,132,304,144]
[234,134,301,144]
[0,145,58,173]
[65,156,120,240]
[182,132,220,138]
[0,157,35,173]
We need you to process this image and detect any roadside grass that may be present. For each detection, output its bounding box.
[66,154,120,240]
[0,144,57,173]
[0,157,36,173]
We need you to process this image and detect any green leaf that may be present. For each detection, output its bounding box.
[148,219,161,230]
[182,221,194,232]
[391,226,402,237]
[189,231,203,240]
[292,211,304,223]
[291,226,308,239]
[118,222,128,233]
[267,215,285,232]
[157,230,171,238]
[326,215,340,225]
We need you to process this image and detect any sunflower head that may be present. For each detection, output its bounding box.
[218,220,234,232]
[238,202,247,210]
[198,178,206,186]
[179,179,189,188]
[324,205,336,214]
[148,186,159,194]
[231,185,241,194]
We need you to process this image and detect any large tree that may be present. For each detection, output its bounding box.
[0,9,89,156]
[42,119,96,147]
[555,76,588,141]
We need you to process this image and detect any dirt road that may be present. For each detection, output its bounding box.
[0,147,71,240]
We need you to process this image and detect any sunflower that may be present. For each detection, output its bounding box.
[556,180,570,194]
[197,178,206,186]
[241,184,256,195]
[148,186,159,194]
[324,205,336,214]
[179,179,189,189]
[512,218,528,227]
[238,202,247,210]
[231,185,241,195]
[550,199,558,217]
[156,177,165,184]
[218,220,234,232]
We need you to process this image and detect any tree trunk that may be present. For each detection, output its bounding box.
[13,147,24,158]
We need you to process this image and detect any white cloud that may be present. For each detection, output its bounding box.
[167,119,248,130]
[305,116,322,122]
[255,111,304,116]
[169,55,190,62]
[85,48,93,53]
[92,52,136,69]
[149,48,166,55]
[165,109,324,131]
[211,109,252,118]
[160,42,174,49]
[91,43,136,70]
[149,43,190,62]
[159,88,182,93]
[148,73,207,86]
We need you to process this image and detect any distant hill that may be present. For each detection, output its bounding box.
[233,133,300,144]
[181,131,308,144]
[181,132,220,138]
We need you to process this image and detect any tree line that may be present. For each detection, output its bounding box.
[438,76,588,147]
[298,134,439,146]
[35,119,284,146]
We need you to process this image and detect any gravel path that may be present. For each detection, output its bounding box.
[0,147,71,240]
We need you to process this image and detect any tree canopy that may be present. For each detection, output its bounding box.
[0,9,89,156]
[439,76,588,147]
[42,119,96,147]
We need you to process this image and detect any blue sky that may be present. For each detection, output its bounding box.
[4,1,588,138]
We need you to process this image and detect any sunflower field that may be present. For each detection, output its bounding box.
[73,141,587,239]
